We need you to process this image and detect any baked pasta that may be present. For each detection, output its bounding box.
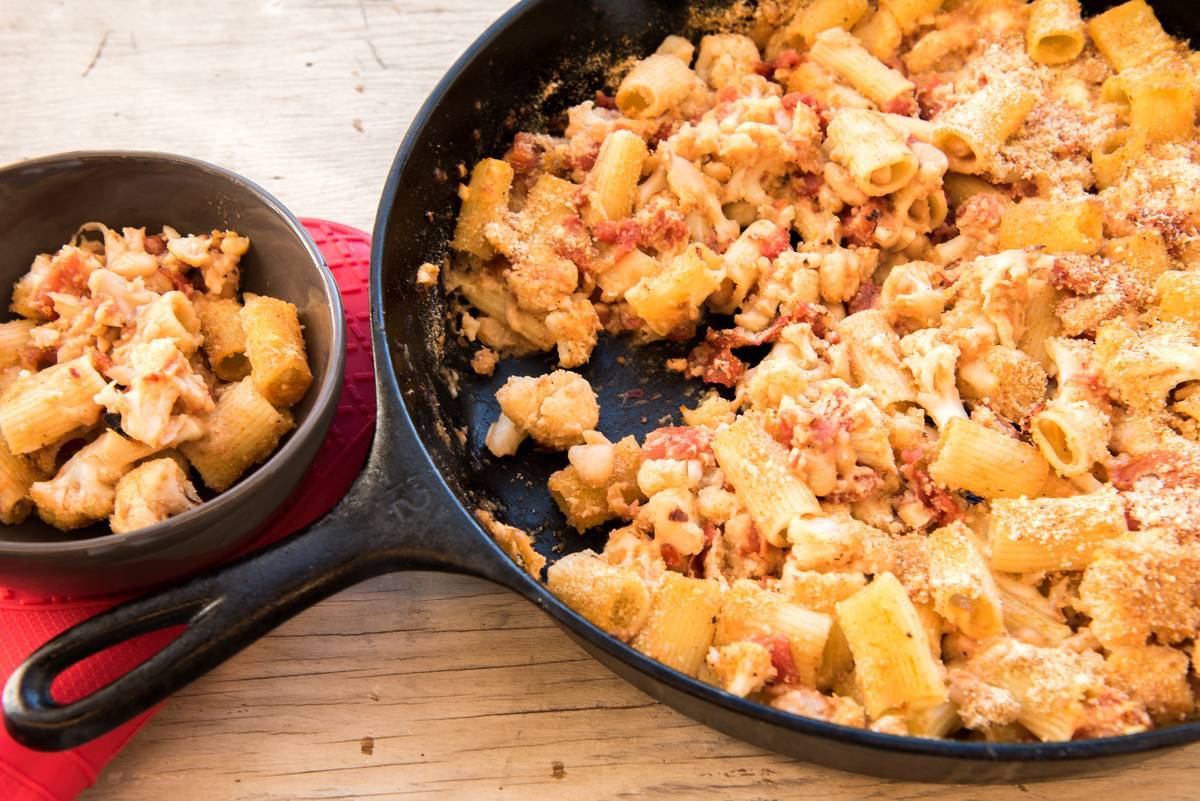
[1,224,312,532]
[447,0,1200,742]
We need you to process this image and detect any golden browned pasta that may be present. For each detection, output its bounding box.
[0,435,39,524]
[180,378,294,492]
[547,550,652,640]
[632,572,722,676]
[1026,0,1086,65]
[197,296,251,381]
[240,293,313,409]
[450,158,514,259]
[0,355,107,455]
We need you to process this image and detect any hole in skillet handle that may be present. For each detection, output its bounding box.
[2,595,216,751]
[0,489,392,753]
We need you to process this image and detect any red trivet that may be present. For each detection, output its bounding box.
[0,219,375,801]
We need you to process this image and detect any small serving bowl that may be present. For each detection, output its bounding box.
[0,151,345,597]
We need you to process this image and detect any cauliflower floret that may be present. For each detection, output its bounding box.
[87,269,157,327]
[958,345,1048,422]
[952,250,1040,349]
[487,370,599,455]
[1078,529,1200,648]
[641,486,705,556]
[545,294,600,368]
[706,641,776,697]
[880,260,947,330]
[786,512,893,574]
[103,226,159,279]
[769,686,865,728]
[29,431,156,531]
[695,33,761,91]
[1104,645,1194,725]
[166,234,212,268]
[900,328,967,430]
[110,457,201,533]
[96,338,214,448]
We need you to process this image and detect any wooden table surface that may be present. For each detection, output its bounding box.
[1,2,1195,799]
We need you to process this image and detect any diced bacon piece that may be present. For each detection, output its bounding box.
[848,279,881,315]
[758,225,791,260]
[841,200,885,248]
[900,448,962,525]
[752,634,799,685]
[642,425,713,461]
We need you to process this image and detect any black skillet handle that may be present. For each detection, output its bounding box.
[2,412,508,752]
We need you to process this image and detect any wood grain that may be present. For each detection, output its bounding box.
[1,2,1197,799]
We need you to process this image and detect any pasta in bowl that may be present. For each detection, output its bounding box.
[1,224,312,534]
[0,151,342,596]
[445,0,1200,744]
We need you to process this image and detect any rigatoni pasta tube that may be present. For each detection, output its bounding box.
[988,490,1127,573]
[0,355,107,455]
[927,523,1003,639]
[0,435,38,524]
[837,310,918,408]
[826,109,918,197]
[197,296,250,381]
[852,8,902,60]
[929,417,1049,499]
[942,173,1005,209]
[997,197,1103,255]
[809,29,915,109]
[616,54,696,119]
[631,572,721,675]
[713,579,832,687]
[712,414,820,546]
[586,130,649,225]
[879,0,943,34]
[1157,270,1200,327]
[180,378,294,492]
[240,294,313,408]
[931,78,1037,174]
[995,575,1072,646]
[450,158,514,259]
[1018,278,1063,373]
[783,0,870,48]
[546,550,650,640]
[1091,128,1142,190]
[1026,0,1086,65]
[1125,64,1196,143]
[836,572,948,718]
[1030,398,1109,478]
[625,243,725,337]
[1087,0,1177,73]
[0,320,34,369]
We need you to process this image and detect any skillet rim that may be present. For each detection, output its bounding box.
[371,0,1200,766]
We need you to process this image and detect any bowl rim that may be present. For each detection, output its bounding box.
[0,149,346,559]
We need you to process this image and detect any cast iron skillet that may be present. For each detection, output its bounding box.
[4,0,1198,783]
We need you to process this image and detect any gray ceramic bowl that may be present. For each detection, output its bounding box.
[0,151,345,597]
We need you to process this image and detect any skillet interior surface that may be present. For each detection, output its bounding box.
[376,0,1200,782]
[6,0,1199,782]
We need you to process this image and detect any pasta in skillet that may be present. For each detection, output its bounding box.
[1,224,312,532]
[446,0,1200,742]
